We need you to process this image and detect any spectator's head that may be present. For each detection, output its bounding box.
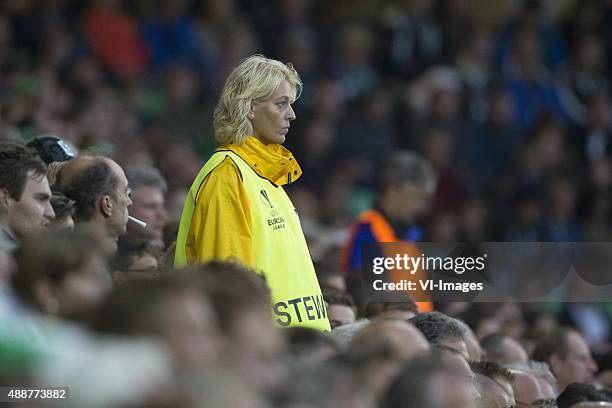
[0,142,54,241]
[124,165,167,245]
[92,274,220,369]
[556,383,612,408]
[60,155,132,254]
[329,319,370,350]
[194,261,284,391]
[13,231,111,322]
[410,311,469,359]
[349,319,430,362]
[510,369,554,408]
[379,151,436,223]
[528,361,558,399]
[324,292,357,329]
[112,235,160,283]
[346,319,430,394]
[285,327,340,367]
[382,355,448,408]
[213,54,302,146]
[49,191,75,231]
[482,333,529,366]
[434,345,481,408]
[533,329,598,392]
[362,291,418,321]
[471,361,515,408]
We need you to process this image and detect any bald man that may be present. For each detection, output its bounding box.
[511,370,553,407]
[60,156,132,254]
[347,319,430,394]
[481,334,529,366]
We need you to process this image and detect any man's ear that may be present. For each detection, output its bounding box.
[100,194,113,218]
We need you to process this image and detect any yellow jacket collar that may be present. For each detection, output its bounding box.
[219,136,302,186]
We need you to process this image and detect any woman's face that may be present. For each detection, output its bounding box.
[249,79,296,145]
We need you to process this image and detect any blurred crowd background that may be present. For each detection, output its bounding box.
[1,0,611,244]
[1,0,612,407]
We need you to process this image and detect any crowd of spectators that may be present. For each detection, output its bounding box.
[1,0,612,406]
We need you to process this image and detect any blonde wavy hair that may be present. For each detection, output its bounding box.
[213,55,302,145]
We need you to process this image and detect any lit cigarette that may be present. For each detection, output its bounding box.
[128,216,147,228]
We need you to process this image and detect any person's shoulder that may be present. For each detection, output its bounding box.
[207,155,243,182]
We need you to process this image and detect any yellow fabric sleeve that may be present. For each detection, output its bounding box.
[186,157,256,268]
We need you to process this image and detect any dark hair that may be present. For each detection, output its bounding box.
[362,291,418,318]
[382,355,447,408]
[61,158,118,221]
[0,142,47,200]
[50,191,75,221]
[91,274,199,336]
[532,328,573,363]
[12,231,107,308]
[113,234,161,274]
[470,361,515,383]
[557,383,612,408]
[409,311,467,345]
[324,292,356,310]
[176,261,271,334]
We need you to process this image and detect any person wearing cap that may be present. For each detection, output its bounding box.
[175,55,330,331]
[0,142,55,245]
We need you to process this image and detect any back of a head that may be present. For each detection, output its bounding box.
[409,311,467,346]
[348,319,430,362]
[213,54,302,145]
[557,383,612,408]
[382,354,445,408]
[0,142,47,201]
[91,274,198,336]
[59,156,118,222]
[381,150,436,192]
[181,261,271,334]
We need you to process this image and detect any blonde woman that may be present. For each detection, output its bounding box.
[175,55,330,331]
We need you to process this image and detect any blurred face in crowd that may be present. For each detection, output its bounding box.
[550,331,598,391]
[38,253,112,320]
[387,181,431,223]
[328,304,356,329]
[159,290,220,369]
[128,186,166,241]
[2,171,54,240]
[228,307,287,391]
[438,352,480,408]
[249,79,296,145]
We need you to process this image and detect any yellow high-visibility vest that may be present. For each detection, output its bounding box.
[175,145,330,331]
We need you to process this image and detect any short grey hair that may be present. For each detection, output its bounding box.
[125,165,167,194]
[382,151,436,193]
[507,360,557,389]
[329,319,370,350]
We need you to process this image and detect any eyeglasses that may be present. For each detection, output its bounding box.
[516,398,557,408]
